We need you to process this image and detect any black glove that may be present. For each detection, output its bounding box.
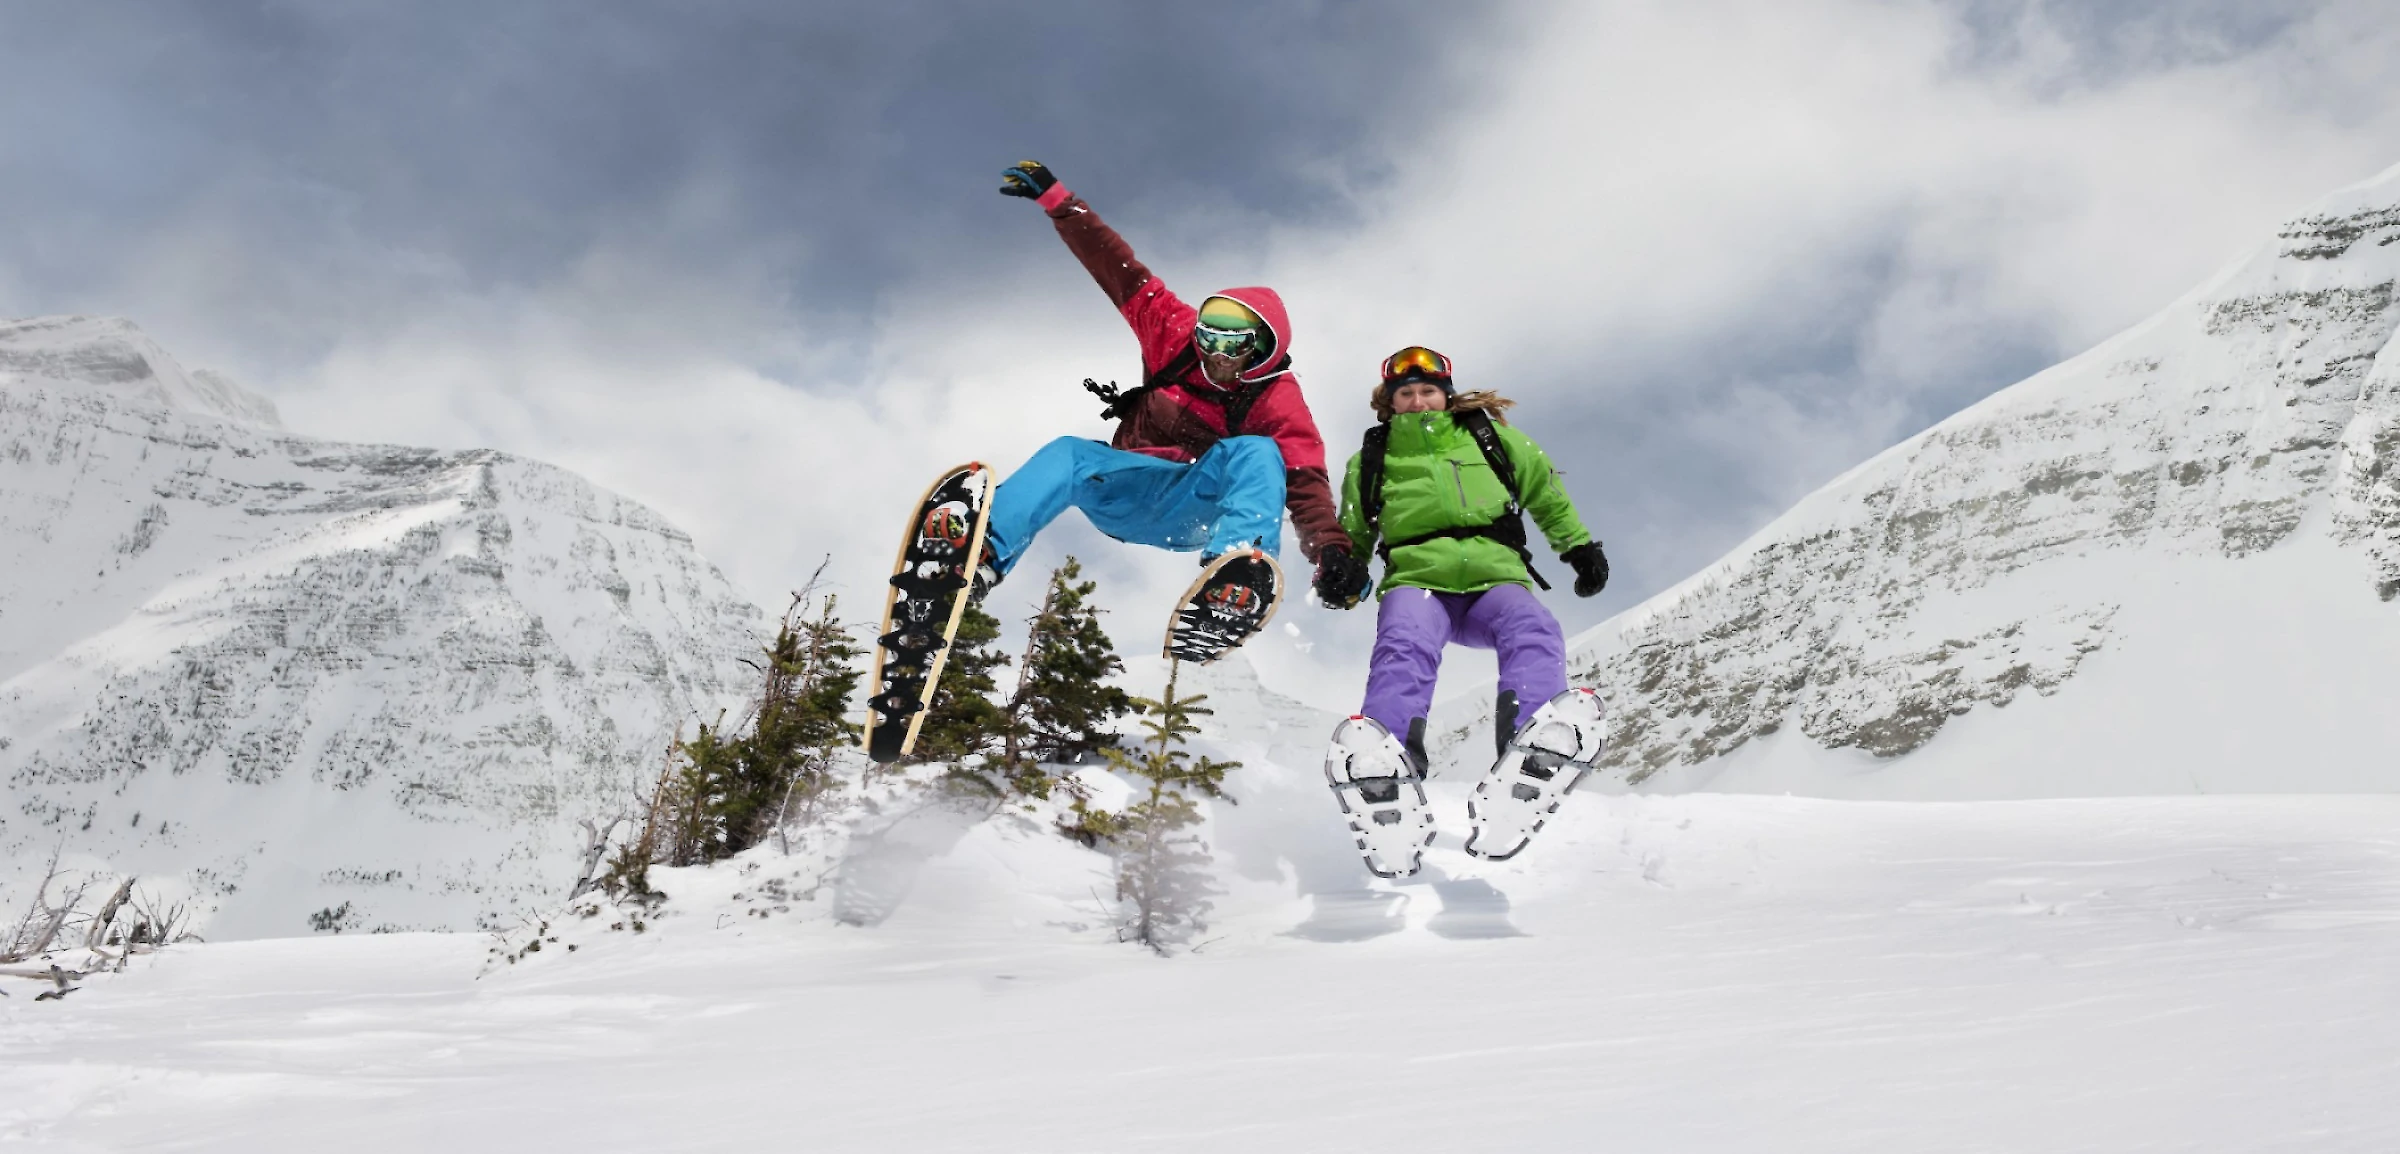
[998,160,1058,199]
[1561,540,1609,598]
[1312,547,1372,609]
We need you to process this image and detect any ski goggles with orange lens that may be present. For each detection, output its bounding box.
[1380,345,1453,383]
[1194,323,1263,359]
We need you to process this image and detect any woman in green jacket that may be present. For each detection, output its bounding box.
[1316,346,1609,765]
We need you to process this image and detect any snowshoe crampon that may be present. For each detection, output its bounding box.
[864,462,994,763]
[1324,716,1435,878]
[1465,688,1606,861]
[1163,548,1282,665]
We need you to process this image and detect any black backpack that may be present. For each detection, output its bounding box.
[1356,409,1551,590]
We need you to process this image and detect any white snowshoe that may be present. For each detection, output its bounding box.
[1465,688,1606,861]
[1323,716,1436,879]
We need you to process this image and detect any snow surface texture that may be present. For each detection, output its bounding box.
[9,788,2397,1151]
[1464,163,2400,797]
[0,317,763,937]
[5,597,2393,1149]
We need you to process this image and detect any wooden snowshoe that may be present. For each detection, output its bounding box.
[864,463,995,763]
[1162,548,1282,665]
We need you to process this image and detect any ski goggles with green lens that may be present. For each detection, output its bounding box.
[1194,323,1263,359]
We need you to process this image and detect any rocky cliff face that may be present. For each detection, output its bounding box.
[0,317,762,936]
[1512,165,2400,796]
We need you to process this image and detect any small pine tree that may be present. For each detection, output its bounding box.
[1008,557,1134,770]
[745,593,865,838]
[919,558,1135,803]
[602,582,864,890]
[908,603,1011,769]
[1064,664,1236,954]
[663,715,740,863]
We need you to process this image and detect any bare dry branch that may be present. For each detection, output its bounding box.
[84,877,136,949]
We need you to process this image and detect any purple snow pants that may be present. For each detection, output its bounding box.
[1359,584,1567,739]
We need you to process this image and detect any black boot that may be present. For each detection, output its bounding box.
[967,542,1001,606]
[1494,690,1520,760]
[1404,717,1430,779]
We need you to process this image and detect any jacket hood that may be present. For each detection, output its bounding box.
[1200,286,1293,385]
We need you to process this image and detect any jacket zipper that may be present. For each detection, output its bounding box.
[1449,459,1470,512]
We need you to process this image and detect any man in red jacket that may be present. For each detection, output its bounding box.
[975,160,1369,615]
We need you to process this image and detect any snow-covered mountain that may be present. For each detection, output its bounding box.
[0,316,763,936]
[1505,162,2400,799]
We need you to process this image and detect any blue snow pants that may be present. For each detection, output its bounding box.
[983,435,1286,575]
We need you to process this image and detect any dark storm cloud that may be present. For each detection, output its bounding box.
[3,0,2394,708]
[1945,0,2314,81]
[0,0,1510,366]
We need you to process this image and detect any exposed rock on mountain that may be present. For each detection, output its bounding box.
[0,316,762,936]
[1529,164,2400,797]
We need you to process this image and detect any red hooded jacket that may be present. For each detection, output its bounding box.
[1037,183,1346,564]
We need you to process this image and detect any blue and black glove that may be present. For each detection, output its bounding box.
[1561,540,1609,598]
[998,160,1058,199]
[1313,547,1373,609]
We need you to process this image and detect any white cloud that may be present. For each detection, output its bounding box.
[1236,0,2400,698]
[1281,0,2400,388]
[127,0,2400,713]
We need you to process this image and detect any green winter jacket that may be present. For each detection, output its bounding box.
[1337,410,1592,597]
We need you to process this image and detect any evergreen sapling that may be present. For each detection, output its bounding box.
[907,603,1010,770]
[1064,664,1236,954]
[602,583,864,891]
[1001,557,1133,793]
[920,557,1132,804]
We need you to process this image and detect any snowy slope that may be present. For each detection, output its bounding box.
[8,582,2395,1150]
[10,790,2398,1152]
[0,316,762,936]
[1481,163,2400,798]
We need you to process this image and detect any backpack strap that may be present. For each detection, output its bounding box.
[1371,409,1553,591]
[1357,423,1392,545]
[1457,409,1550,589]
[1456,410,1519,510]
[1218,353,1290,437]
[1148,342,1202,392]
[1083,343,1202,421]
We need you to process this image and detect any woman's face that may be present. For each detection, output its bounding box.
[1390,381,1449,414]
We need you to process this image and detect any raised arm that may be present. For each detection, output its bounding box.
[1002,160,1189,374]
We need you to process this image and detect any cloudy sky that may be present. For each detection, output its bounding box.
[4,0,2398,711]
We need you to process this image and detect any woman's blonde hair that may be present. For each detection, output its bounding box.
[1371,383,1515,425]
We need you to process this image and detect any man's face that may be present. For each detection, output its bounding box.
[1200,347,1254,386]
[1390,381,1449,414]
[1194,319,1262,387]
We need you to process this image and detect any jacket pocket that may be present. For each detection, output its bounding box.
[1452,457,1508,520]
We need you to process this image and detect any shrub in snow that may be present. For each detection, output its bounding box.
[604,581,863,895]
[1063,668,1234,954]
